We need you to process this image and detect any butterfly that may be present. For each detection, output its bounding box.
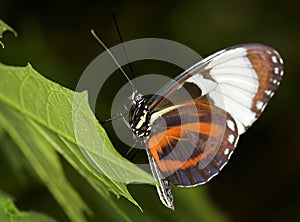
[127,43,284,209]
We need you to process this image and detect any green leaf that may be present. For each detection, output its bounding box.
[0,19,154,221]
[0,102,91,222]
[0,62,153,184]
[0,193,56,222]
[0,62,154,219]
[0,19,17,48]
[0,130,30,183]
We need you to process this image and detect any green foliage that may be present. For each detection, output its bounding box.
[0,192,55,222]
[0,19,154,222]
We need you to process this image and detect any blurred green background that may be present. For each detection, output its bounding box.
[0,0,299,221]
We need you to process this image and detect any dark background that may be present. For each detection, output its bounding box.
[0,0,299,221]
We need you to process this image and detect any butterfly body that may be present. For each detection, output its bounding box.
[129,96,152,138]
[128,43,283,209]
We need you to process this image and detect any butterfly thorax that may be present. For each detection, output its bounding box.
[129,97,152,138]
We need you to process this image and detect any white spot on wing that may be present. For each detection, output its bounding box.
[280,70,284,76]
[224,148,230,155]
[274,67,279,75]
[228,134,235,144]
[265,90,272,96]
[272,56,278,64]
[227,120,235,131]
[256,101,264,110]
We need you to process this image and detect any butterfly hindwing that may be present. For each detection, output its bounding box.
[148,101,239,186]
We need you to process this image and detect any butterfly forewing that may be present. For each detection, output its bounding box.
[205,44,284,133]
[148,44,284,135]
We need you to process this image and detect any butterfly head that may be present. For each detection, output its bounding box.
[129,95,152,138]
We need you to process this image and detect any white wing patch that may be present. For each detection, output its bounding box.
[185,74,217,95]
[186,46,259,135]
[165,44,283,135]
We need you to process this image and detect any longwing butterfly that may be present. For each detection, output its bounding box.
[127,44,284,209]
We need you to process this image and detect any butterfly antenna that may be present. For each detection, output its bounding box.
[90,29,135,89]
[112,10,136,79]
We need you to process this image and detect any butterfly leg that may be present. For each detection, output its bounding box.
[100,113,123,124]
[100,111,130,126]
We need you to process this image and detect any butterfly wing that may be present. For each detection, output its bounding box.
[148,44,284,134]
[148,101,239,186]
[145,43,283,208]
